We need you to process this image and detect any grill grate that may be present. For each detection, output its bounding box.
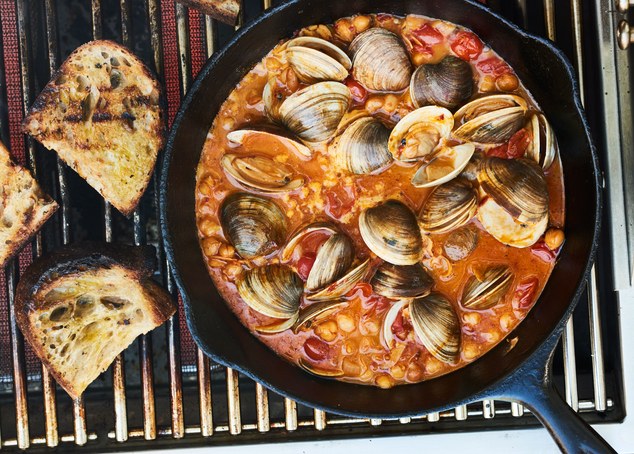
[0,0,626,451]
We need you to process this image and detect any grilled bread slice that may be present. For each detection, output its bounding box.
[176,0,239,25]
[0,141,57,268]
[15,243,175,399]
[22,40,164,215]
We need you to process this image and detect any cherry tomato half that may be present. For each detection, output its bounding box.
[451,31,484,61]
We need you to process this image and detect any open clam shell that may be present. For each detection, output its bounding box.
[227,126,312,158]
[443,226,479,262]
[221,154,304,193]
[281,222,338,262]
[305,233,354,292]
[381,299,409,349]
[477,197,548,248]
[220,192,286,259]
[410,293,461,364]
[286,36,352,83]
[410,56,474,110]
[461,265,514,310]
[477,157,549,224]
[411,142,475,188]
[350,28,412,92]
[293,300,348,333]
[359,200,423,265]
[277,81,351,143]
[419,178,477,234]
[336,117,393,174]
[237,264,303,319]
[307,259,371,302]
[387,106,454,162]
[453,94,528,145]
[299,358,344,378]
[526,113,556,170]
[371,262,433,299]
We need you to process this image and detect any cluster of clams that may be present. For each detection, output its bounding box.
[215,27,559,370]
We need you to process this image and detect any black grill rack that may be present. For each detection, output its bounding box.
[0,0,626,452]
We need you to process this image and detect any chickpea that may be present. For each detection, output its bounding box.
[383,94,399,114]
[463,343,480,360]
[218,243,235,258]
[198,181,213,197]
[425,357,442,376]
[342,357,362,376]
[412,52,433,67]
[221,116,236,131]
[496,73,519,92]
[483,330,500,344]
[223,263,243,280]
[480,75,496,92]
[336,313,356,333]
[406,363,423,382]
[334,19,354,42]
[360,319,379,336]
[265,57,282,72]
[499,313,514,332]
[545,228,565,250]
[208,258,225,268]
[199,218,219,237]
[365,96,384,114]
[202,237,221,257]
[352,15,371,33]
[463,312,481,326]
[375,374,394,389]
[390,364,406,380]
[315,320,338,342]
[342,339,358,355]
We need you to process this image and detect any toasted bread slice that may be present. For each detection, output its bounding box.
[0,141,57,268]
[176,0,239,25]
[15,243,175,398]
[22,40,164,215]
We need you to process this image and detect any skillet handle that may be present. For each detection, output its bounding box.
[515,381,616,454]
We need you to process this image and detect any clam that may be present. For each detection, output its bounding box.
[454,94,528,145]
[307,259,371,302]
[237,264,303,319]
[381,299,409,349]
[371,262,433,299]
[461,265,514,310]
[419,178,477,234]
[220,192,286,259]
[299,357,344,377]
[477,197,548,248]
[410,293,461,363]
[281,222,338,262]
[275,81,351,143]
[410,56,474,110]
[293,300,348,332]
[305,233,354,292]
[525,113,556,170]
[443,226,479,262]
[227,126,312,158]
[387,106,454,162]
[411,142,475,188]
[286,36,352,83]
[221,154,304,193]
[336,117,393,174]
[349,28,413,92]
[477,157,549,224]
[359,200,423,265]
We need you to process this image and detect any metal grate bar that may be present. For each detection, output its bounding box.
[284,398,298,431]
[226,368,242,435]
[568,0,609,414]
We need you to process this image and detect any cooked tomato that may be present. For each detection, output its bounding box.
[451,31,483,60]
[513,277,540,310]
[304,337,329,361]
[411,23,443,54]
[507,128,532,158]
[392,310,413,341]
[487,144,509,159]
[345,76,368,105]
[531,241,557,263]
[324,185,356,219]
[477,57,512,77]
[297,253,317,280]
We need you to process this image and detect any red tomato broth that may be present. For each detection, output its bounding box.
[195,13,565,388]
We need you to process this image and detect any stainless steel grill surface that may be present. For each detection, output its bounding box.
[0,0,627,451]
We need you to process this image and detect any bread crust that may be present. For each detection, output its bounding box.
[0,141,58,268]
[176,0,239,25]
[15,243,175,398]
[22,40,164,215]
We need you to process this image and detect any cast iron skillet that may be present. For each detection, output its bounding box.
[160,1,613,452]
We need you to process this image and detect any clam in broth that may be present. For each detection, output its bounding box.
[195,13,565,388]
